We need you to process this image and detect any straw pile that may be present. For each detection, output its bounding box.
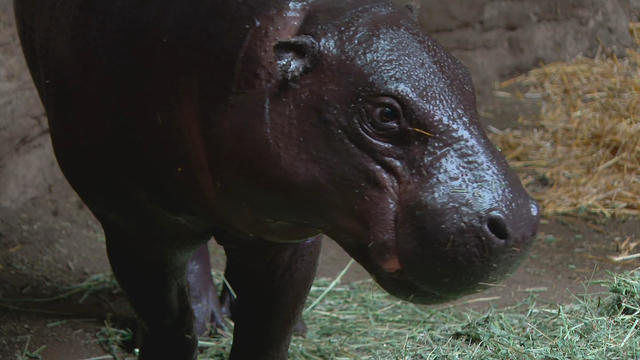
[489,23,640,218]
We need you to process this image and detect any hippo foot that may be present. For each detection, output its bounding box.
[139,332,198,360]
[190,285,228,335]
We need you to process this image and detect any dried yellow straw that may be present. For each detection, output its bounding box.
[490,23,640,218]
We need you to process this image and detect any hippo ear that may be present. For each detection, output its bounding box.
[392,0,421,22]
[404,1,421,22]
[274,35,319,82]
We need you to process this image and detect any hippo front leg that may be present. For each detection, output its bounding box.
[216,233,322,360]
[102,220,203,360]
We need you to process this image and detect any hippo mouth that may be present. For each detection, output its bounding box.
[354,182,542,304]
[368,242,533,305]
[352,219,537,305]
[362,253,528,304]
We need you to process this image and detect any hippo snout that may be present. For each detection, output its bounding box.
[373,181,540,305]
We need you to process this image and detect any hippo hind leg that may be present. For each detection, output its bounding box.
[187,242,228,335]
[99,212,212,360]
[215,232,322,360]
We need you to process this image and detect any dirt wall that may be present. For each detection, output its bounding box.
[0,1,54,212]
[394,0,636,96]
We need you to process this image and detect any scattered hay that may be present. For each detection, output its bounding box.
[14,335,46,360]
[20,270,637,359]
[199,269,640,359]
[95,320,134,360]
[0,273,119,305]
[489,23,640,218]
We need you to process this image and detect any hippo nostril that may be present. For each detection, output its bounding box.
[486,214,510,241]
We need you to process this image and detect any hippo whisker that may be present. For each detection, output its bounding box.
[411,127,434,137]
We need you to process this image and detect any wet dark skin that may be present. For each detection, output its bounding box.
[14,0,539,359]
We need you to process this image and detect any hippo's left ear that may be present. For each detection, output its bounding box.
[274,35,318,82]
[391,0,421,22]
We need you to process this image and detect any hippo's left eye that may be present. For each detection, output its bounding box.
[378,106,401,124]
[362,97,404,139]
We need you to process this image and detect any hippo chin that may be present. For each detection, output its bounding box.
[15,0,538,359]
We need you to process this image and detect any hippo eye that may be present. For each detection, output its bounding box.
[378,106,401,124]
[362,97,404,138]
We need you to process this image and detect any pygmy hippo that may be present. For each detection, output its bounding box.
[14,0,539,359]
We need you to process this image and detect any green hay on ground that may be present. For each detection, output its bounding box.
[199,269,640,359]
[22,267,637,359]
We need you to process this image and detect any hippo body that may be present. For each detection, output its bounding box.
[14,0,539,359]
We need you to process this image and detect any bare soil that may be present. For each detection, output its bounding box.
[1,4,639,360]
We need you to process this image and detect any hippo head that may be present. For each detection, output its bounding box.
[217,0,539,304]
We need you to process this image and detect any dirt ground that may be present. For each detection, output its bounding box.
[1,5,639,360]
